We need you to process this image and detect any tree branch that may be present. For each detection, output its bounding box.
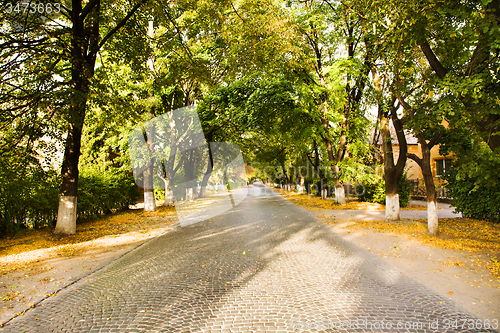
[80,0,100,21]
[420,40,448,79]
[407,152,423,167]
[97,0,149,52]
[428,129,444,150]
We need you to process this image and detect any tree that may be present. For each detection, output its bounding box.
[378,0,500,153]
[1,0,151,235]
[399,98,444,235]
[285,0,374,203]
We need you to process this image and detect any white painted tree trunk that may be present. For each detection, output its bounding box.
[164,189,173,206]
[54,195,77,235]
[334,185,346,204]
[427,200,438,235]
[162,179,174,207]
[322,189,327,199]
[385,193,400,221]
[144,191,156,211]
[186,188,193,202]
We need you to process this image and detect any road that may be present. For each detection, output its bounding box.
[1,183,495,332]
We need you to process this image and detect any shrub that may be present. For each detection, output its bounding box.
[358,177,385,204]
[77,168,140,221]
[397,172,412,208]
[440,136,500,223]
[0,158,59,236]
[358,171,411,207]
[444,168,500,223]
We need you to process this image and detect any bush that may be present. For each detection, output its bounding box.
[358,171,411,207]
[444,168,500,223]
[358,177,385,204]
[0,161,140,237]
[397,172,412,208]
[77,168,140,221]
[0,158,59,236]
[440,136,500,223]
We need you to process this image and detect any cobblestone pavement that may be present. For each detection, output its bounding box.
[1,184,497,332]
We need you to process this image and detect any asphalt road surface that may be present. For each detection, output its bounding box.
[1,183,496,332]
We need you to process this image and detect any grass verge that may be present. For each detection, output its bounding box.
[272,188,436,211]
[0,206,176,275]
[339,218,500,278]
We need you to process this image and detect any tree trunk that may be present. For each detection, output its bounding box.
[55,103,86,235]
[143,161,156,211]
[372,62,407,222]
[379,110,400,222]
[333,168,346,204]
[163,178,173,206]
[143,109,157,212]
[54,0,146,235]
[199,136,216,198]
[55,1,97,235]
[385,169,400,221]
[185,188,193,202]
[408,132,442,236]
[422,161,438,235]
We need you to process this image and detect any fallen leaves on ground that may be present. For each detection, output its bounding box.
[0,206,176,275]
[337,218,500,278]
[272,188,433,211]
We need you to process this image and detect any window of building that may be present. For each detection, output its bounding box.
[436,159,452,176]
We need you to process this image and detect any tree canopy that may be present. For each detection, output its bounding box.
[1,0,499,236]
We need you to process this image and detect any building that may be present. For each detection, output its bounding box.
[374,120,453,197]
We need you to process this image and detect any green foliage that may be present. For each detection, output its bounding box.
[444,168,500,223]
[154,189,165,202]
[358,176,386,205]
[397,171,412,208]
[358,169,411,207]
[443,139,500,223]
[0,158,140,237]
[0,159,59,236]
[77,167,140,222]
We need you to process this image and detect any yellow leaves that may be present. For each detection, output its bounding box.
[0,208,176,276]
[441,260,466,267]
[275,188,429,211]
[486,257,500,278]
[344,218,500,278]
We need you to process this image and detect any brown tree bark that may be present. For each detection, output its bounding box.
[55,0,100,235]
[399,98,444,235]
[419,1,500,152]
[407,131,443,236]
[371,64,407,221]
[55,0,149,235]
